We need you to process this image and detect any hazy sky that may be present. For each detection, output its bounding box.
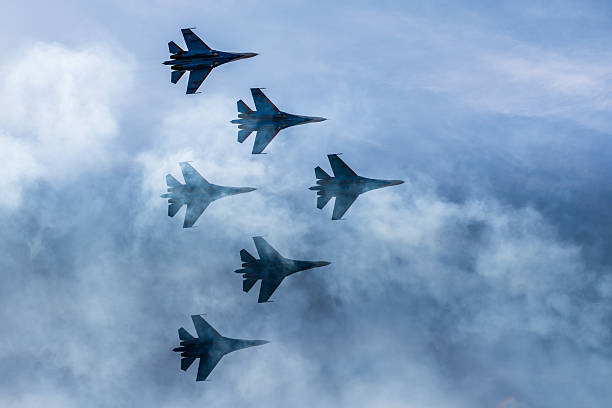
[1,1,612,407]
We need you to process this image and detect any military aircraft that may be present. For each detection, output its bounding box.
[235,236,331,303]
[309,154,404,220]
[173,315,269,382]
[161,162,256,228]
[163,28,257,94]
[230,88,326,154]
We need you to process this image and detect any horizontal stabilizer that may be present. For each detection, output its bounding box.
[238,129,253,143]
[240,249,256,263]
[181,357,196,371]
[166,174,182,187]
[237,99,252,113]
[178,327,194,341]
[315,166,331,179]
[317,195,332,209]
[243,278,258,293]
[168,202,183,217]
[171,70,185,84]
[168,41,184,54]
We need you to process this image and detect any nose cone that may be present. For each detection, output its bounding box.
[388,180,404,186]
[307,116,327,123]
[252,340,269,346]
[234,52,258,60]
[240,187,257,193]
[314,261,331,268]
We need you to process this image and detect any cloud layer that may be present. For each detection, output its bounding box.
[1,1,612,407]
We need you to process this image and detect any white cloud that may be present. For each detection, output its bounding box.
[346,10,612,131]
[0,42,134,208]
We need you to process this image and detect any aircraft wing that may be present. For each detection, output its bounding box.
[181,28,212,52]
[186,68,212,94]
[258,276,284,303]
[250,88,280,114]
[191,315,221,340]
[196,351,223,381]
[252,128,281,154]
[253,236,283,261]
[332,193,359,220]
[328,154,358,178]
[180,162,209,186]
[183,201,211,228]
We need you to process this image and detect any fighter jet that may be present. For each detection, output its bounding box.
[309,154,404,220]
[230,88,326,154]
[173,315,268,382]
[163,28,257,94]
[161,162,256,228]
[235,236,331,303]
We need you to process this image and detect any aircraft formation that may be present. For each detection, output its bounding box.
[162,28,403,382]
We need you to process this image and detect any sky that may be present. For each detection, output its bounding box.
[1,1,612,407]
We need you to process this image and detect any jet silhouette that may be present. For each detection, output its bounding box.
[173,315,268,382]
[235,236,331,303]
[309,154,404,220]
[163,28,257,94]
[230,88,326,154]
[161,162,256,228]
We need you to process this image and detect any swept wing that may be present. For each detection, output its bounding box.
[332,193,359,220]
[196,351,224,381]
[328,154,358,178]
[186,68,212,94]
[258,276,284,303]
[181,28,212,52]
[252,128,281,154]
[252,237,283,261]
[250,88,280,114]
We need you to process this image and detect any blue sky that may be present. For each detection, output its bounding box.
[1,1,612,407]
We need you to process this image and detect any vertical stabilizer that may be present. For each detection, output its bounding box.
[168,201,184,217]
[178,327,194,341]
[237,99,252,113]
[166,174,182,187]
[240,249,256,262]
[171,70,185,84]
[315,166,331,179]
[238,129,253,143]
[317,195,332,209]
[181,357,196,371]
[243,278,258,293]
[168,41,184,54]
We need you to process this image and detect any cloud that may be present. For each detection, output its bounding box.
[2,2,612,408]
[0,42,134,208]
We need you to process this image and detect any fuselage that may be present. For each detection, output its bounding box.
[162,183,256,203]
[238,258,330,280]
[163,50,257,71]
[173,337,268,358]
[231,112,326,131]
[310,176,404,196]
